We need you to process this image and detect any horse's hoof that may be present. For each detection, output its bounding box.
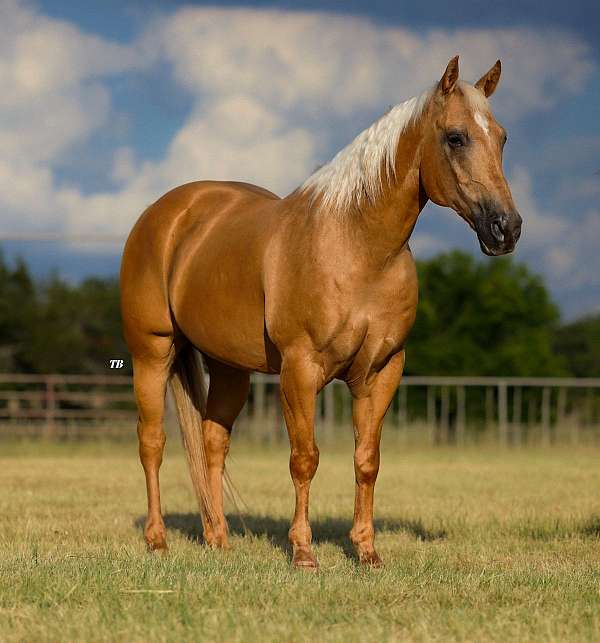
[359,551,383,568]
[206,540,230,551]
[292,548,319,571]
[205,531,230,550]
[146,538,168,552]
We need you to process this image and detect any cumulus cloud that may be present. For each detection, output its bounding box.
[0,0,148,148]
[0,0,596,311]
[507,166,599,290]
[161,9,593,120]
[0,0,150,231]
[0,0,145,104]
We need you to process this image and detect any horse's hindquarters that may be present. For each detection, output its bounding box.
[167,188,281,373]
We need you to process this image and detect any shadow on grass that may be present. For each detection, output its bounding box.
[518,515,600,541]
[580,516,600,538]
[134,512,447,560]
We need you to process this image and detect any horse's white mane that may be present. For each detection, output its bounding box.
[300,81,488,214]
[300,87,433,213]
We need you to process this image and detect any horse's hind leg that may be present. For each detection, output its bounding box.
[132,337,174,551]
[202,357,250,548]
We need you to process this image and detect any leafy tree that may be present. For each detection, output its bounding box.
[553,314,600,377]
[0,251,592,378]
[21,275,89,373]
[407,251,565,376]
[21,275,130,375]
[0,254,130,374]
[0,254,37,371]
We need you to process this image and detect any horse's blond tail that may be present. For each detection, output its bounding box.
[169,344,217,529]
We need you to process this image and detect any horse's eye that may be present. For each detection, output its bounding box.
[446,132,466,148]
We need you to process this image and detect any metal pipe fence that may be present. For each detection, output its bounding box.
[0,373,599,445]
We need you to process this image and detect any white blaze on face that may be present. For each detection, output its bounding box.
[474,111,490,138]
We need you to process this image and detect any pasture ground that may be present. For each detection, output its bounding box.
[1,436,600,642]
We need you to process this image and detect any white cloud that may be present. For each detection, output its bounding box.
[504,166,599,290]
[111,147,137,186]
[0,84,111,164]
[409,232,447,257]
[0,0,147,134]
[0,0,595,295]
[160,9,592,120]
[0,0,151,231]
[156,96,315,190]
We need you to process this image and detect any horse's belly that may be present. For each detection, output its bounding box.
[179,317,274,373]
[169,232,279,373]
[171,266,276,372]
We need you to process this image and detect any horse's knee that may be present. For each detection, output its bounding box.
[290,443,319,481]
[354,447,380,485]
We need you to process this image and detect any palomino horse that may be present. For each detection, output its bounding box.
[121,56,522,568]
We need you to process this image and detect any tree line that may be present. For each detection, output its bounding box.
[0,251,597,377]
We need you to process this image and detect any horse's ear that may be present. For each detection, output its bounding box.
[439,56,460,95]
[475,60,502,97]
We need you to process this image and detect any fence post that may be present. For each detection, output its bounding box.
[398,384,407,443]
[541,386,551,445]
[527,393,536,439]
[512,386,522,446]
[586,389,594,427]
[556,387,567,444]
[44,375,56,437]
[485,387,494,437]
[254,378,266,443]
[456,385,465,445]
[498,381,508,446]
[440,386,450,445]
[427,386,436,445]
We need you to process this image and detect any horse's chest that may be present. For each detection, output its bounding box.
[268,247,418,378]
[319,272,418,376]
[341,300,414,355]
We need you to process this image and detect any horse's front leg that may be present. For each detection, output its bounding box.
[280,350,322,569]
[349,351,405,566]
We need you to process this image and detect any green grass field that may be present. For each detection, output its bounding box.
[1,436,600,642]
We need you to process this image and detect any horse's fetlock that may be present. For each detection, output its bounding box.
[145,520,167,551]
[289,524,312,548]
[350,524,374,546]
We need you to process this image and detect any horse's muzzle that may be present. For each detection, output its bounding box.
[474,209,522,256]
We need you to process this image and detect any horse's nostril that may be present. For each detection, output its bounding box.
[513,224,522,242]
[491,220,505,242]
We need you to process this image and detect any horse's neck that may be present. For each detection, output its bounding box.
[288,120,427,266]
[341,124,426,263]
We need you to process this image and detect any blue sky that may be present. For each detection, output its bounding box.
[1,0,599,319]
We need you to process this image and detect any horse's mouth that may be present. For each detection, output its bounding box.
[473,210,522,256]
[477,236,505,257]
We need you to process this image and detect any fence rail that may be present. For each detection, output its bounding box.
[0,373,598,445]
